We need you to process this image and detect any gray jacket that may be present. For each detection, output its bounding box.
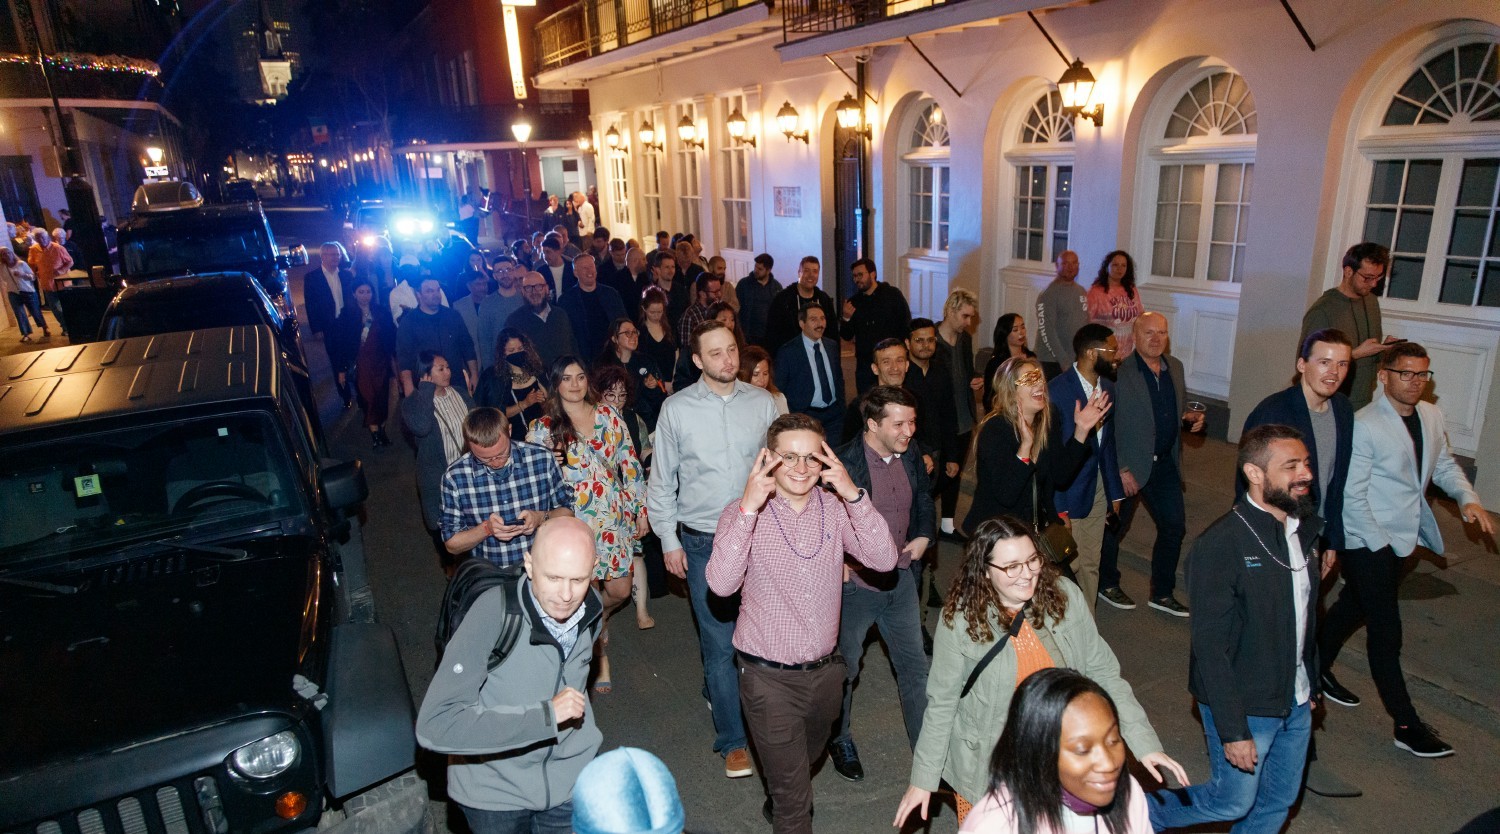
[1113,352,1187,486]
[401,382,476,529]
[417,582,604,812]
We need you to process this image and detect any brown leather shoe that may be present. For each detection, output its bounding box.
[725,747,753,778]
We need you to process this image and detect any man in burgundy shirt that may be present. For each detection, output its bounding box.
[707,414,898,834]
[829,386,933,782]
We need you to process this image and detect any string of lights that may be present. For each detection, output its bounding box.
[0,52,161,77]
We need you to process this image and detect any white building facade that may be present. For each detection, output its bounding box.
[536,0,1500,501]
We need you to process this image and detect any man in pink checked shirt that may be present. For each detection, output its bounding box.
[706,413,899,834]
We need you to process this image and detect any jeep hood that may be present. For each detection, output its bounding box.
[0,547,319,776]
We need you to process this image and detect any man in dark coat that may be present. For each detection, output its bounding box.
[839,258,911,393]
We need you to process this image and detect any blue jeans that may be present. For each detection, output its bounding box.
[1149,701,1311,833]
[682,526,747,755]
[461,801,572,834]
[1100,455,1186,597]
[834,570,929,748]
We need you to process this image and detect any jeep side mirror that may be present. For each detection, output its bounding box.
[323,460,368,511]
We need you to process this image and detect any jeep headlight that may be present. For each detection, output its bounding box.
[394,217,418,236]
[230,731,300,779]
[418,219,435,234]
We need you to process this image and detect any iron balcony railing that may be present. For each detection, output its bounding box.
[537,0,765,71]
[780,0,961,38]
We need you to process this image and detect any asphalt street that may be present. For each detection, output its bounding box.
[257,204,1500,834]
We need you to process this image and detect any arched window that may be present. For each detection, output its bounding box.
[1357,40,1500,308]
[1143,69,1257,284]
[1009,90,1074,264]
[902,101,950,254]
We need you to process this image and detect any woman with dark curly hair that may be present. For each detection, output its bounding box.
[475,328,548,440]
[895,517,1186,828]
[1087,250,1143,357]
[961,667,1154,832]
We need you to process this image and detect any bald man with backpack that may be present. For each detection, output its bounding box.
[418,518,603,833]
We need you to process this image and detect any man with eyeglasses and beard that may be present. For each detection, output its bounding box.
[1300,242,1404,410]
[1319,340,1494,758]
[1149,424,1322,834]
[1047,323,1125,612]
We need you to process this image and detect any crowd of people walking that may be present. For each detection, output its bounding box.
[301,218,1493,833]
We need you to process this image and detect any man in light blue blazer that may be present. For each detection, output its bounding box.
[1321,341,1494,759]
[1049,323,1125,610]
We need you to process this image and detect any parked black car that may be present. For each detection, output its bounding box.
[98,272,318,429]
[117,204,290,301]
[0,326,428,834]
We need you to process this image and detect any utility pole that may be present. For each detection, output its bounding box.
[19,0,110,273]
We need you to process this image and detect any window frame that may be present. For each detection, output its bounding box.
[718,93,754,253]
[1004,90,1076,267]
[900,100,951,258]
[674,101,703,240]
[1134,67,1258,293]
[1343,36,1500,314]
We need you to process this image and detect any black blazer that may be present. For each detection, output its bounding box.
[1239,386,1354,550]
[962,405,1089,535]
[836,436,936,547]
[774,335,845,415]
[305,266,355,336]
[328,302,396,375]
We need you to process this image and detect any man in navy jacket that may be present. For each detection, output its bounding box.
[1049,324,1125,610]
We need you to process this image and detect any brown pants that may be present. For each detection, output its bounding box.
[739,656,846,834]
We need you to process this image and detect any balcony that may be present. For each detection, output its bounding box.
[780,0,959,38]
[537,0,767,72]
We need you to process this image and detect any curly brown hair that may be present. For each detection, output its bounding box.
[942,516,1069,643]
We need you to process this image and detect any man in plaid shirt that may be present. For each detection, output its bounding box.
[442,407,574,566]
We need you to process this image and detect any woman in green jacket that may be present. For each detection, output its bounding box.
[895,516,1188,827]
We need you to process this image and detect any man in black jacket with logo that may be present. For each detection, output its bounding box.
[1149,424,1324,833]
[828,386,933,783]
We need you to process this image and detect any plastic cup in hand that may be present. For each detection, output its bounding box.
[1185,401,1207,432]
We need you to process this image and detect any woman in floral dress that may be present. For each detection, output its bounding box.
[527,355,647,693]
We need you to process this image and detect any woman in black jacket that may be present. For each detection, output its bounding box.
[330,281,397,447]
[963,356,1110,535]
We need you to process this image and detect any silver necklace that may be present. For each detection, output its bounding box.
[1233,508,1308,572]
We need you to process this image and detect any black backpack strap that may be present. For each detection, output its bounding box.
[960,606,1028,699]
[486,575,527,671]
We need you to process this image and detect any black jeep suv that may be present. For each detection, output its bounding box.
[0,326,427,833]
[116,204,290,301]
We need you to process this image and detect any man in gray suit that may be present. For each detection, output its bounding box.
[1097,312,1203,616]
[1320,341,1493,758]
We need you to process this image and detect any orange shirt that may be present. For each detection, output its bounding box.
[1012,618,1056,686]
[27,242,73,291]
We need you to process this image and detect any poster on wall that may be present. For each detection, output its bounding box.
[773,187,801,218]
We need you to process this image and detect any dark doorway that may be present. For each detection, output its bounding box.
[832,131,861,305]
[0,156,43,225]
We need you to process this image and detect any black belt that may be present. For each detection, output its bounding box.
[681,524,714,538]
[738,651,839,672]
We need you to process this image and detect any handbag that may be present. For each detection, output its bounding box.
[1032,478,1078,568]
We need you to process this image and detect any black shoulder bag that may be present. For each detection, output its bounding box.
[960,605,1029,698]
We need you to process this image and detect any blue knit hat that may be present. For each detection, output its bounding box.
[572,747,685,834]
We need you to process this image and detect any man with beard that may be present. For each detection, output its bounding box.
[1149,425,1322,833]
[766,256,838,353]
[840,258,911,393]
[1320,341,1494,758]
[1047,323,1125,610]
[476,256,524,372]
[647,321,779,782]
[1034,250,1089,379]
[505,271,579,368]
[1239,328,1358,796]
[1300,243,1404,411]
[903,319,958,483]
[828,386,933,784]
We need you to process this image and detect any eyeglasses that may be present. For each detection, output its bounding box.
[777,452,823,470]
[1385,368,1434,382]
[521,283,548,291]
[472,447,511,464]
[1354,269,1385,283]
[616,328,640,337]
[1012,369,1045,387]
[1092,346,1117,355]
[988,553,1044,579]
